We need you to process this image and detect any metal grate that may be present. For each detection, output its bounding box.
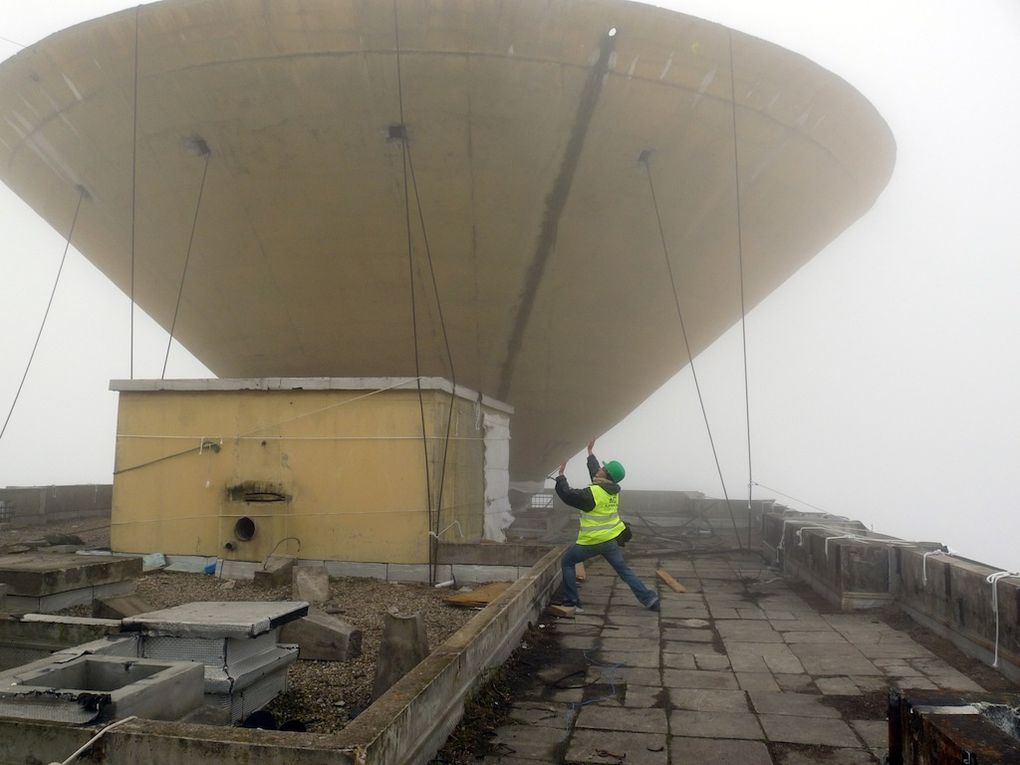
[529,493,553,509]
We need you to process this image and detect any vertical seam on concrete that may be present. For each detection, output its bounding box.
[496,33,616,401]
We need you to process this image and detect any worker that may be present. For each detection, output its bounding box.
[553,438,659,612]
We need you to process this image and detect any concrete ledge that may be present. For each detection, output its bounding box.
[0,546,565,763]
[896,547,1020,685]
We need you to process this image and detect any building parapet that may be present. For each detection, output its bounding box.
[763,508,1020,685]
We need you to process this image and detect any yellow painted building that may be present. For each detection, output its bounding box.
[110,378,513,565]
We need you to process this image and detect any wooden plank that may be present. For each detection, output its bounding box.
[656,568,687,593]
[544,604,576,618]
[575,562,586,581]
[443,581,512,607]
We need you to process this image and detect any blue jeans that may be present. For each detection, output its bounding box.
[561,539,658,608]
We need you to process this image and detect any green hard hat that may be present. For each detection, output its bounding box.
[603,460,626,482]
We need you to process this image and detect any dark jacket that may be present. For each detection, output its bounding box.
[554,453,621,512]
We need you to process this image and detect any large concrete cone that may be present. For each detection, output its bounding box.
[371,607,428,700]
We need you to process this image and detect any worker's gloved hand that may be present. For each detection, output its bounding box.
[586,437,596,455]
[557,460,567,476]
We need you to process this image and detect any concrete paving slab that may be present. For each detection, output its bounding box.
[772,746,874,764]
[490,723,570,760]
[595,650,660,668]
[575,705,668,733]
[662,628,714,643]
[662,653,697,669]
[477,756,539,765]
[924,671,985,691]
[520,680,584,704]
[782,631,849,644]
[850,719,886,748]
[759,715,860,747]
[564,729,667,765]
[763,610,797,620]
[122,601,308,638]
[660,606,711,619]
[772,620,835,633]
[737,672,781,691]
[693,654,731,670]
[708,606,740,619]
[737,608,768,620]
[607,614,661,627]
[601,637,660,652]
[763,652,807,675]
[662,669,738,690]
[749,691,842,718]
[588,665,661,687]
[815,677,860,695]
[670,737,773,765]
[774,673,816,692]
[669,688,749,713]
[506,702,576,729]
[796,654,881,676]
[669,710,764,739]
[598,625,652,639]
[559,635,600,650]
[663,640,724,655]
[716,622,783,642]
[848,675,890,692]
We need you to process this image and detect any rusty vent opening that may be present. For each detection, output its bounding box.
[227,482,290,504]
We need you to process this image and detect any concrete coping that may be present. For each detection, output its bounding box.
[121,601,309,638]
[109,377,514,415]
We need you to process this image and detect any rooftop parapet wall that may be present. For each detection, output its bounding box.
[0,485,111,528]
[897,547,1020,686]
[763,508,1020,685]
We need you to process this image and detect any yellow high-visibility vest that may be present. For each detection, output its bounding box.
[576,484,626,545]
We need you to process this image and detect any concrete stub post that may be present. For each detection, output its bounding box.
[371,607,429,700]
[292,565,330,603]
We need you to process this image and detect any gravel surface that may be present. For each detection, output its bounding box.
[4,517,483,732]
[85,569,475,732]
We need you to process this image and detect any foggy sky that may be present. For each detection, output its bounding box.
[2,1,1019,570]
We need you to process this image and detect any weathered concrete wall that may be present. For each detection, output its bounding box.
[762,511,896,609]
[764,508,1020,684]
[0,485,111,528]
[111,379,512,565]
[0,546,563,764]
[897,547,1020,685]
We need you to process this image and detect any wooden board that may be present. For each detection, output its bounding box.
[656,569,687,593]
[545,604,576,618]
[443,581,512,607]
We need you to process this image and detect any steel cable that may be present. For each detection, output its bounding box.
[1,187,86,444]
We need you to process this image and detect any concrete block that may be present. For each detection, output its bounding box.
[123,601,308,638]
[372,609,428,699]
[92,594,153,620]
[0,553,142,597]
[254,556,295,589]
[280,608,363,661]
[0,654,204,723]
[292,565,330,603]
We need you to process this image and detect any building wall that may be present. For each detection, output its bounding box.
[111,386,500,564]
